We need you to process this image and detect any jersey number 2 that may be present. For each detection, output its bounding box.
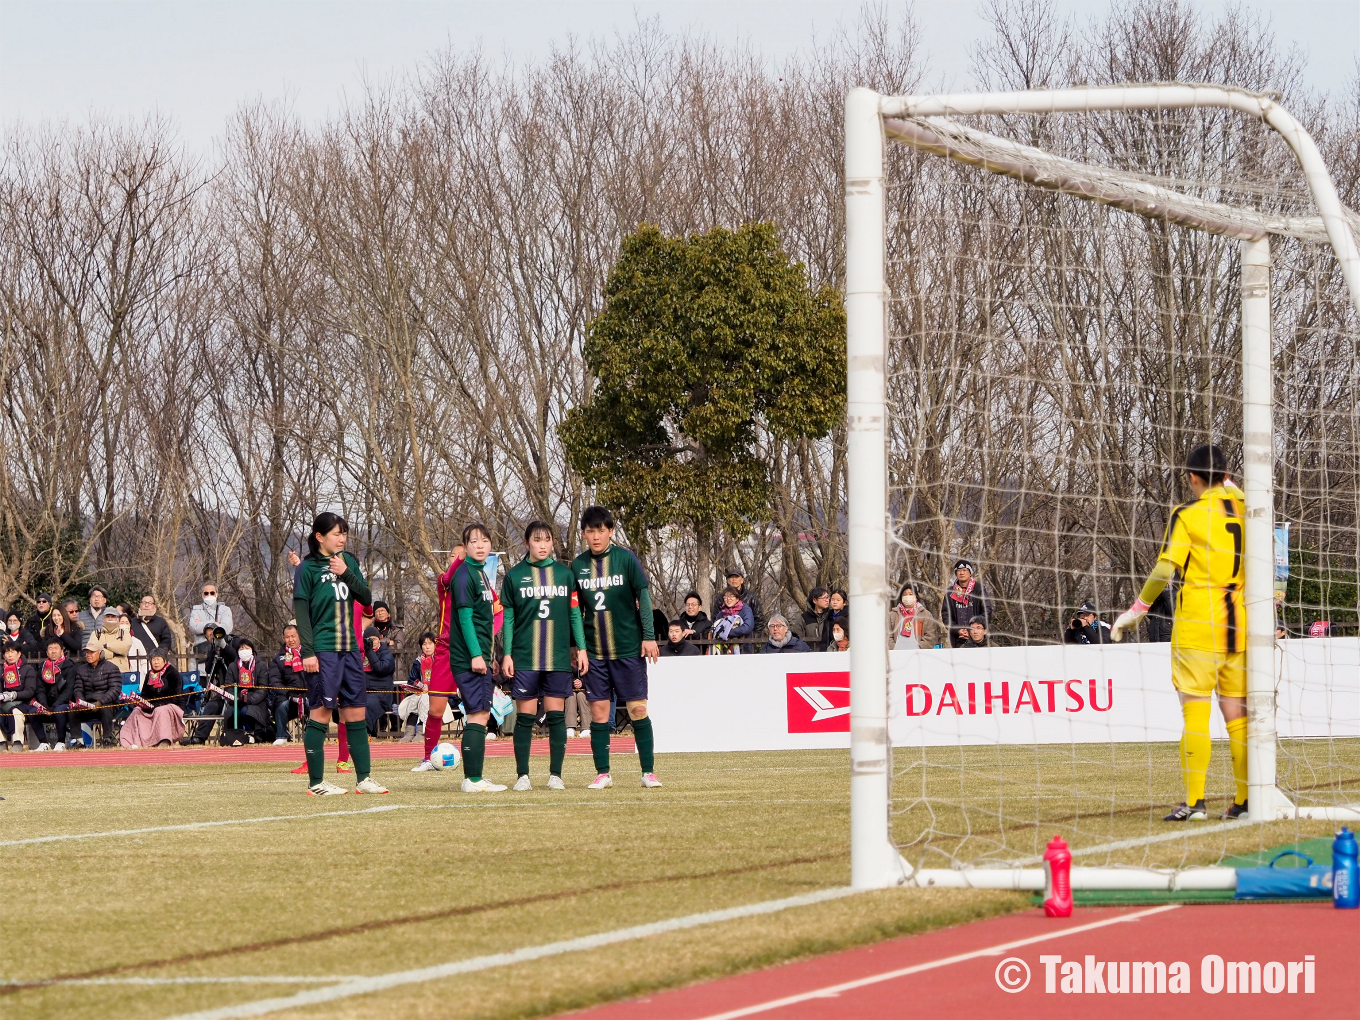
[593,591,606,612]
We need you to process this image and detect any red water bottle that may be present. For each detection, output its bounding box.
[1043,835,1073,917]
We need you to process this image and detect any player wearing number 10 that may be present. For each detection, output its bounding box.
[501,520,588,790]
[294,512,387,797]
[1112,445,1248,822]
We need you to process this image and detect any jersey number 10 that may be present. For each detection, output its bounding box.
[332,582,351,602]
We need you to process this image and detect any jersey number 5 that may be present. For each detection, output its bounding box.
[537,599,551,619]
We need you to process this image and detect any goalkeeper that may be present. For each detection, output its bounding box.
[1112,444,1248,821]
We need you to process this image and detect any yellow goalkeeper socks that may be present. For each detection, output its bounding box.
[1181,701,1212,805]
[1226,716,1249,806]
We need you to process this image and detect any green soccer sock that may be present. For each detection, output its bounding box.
[344,720,371,782]
[304,719,327,786]
[632,714,655,773]
[462,722,487,782]
[545,710,566,777]
[513,712,534,776]
[590,721,610,774]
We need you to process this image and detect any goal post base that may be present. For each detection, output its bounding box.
[910,866,1238,892]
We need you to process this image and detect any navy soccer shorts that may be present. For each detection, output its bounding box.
[455,669,495,715]
[308,650,367,710]
[583,656,648,704]
[511,669,573,701]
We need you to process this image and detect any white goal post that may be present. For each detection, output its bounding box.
[844,84,1360,891]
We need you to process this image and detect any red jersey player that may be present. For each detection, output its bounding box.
[412,544,464,771]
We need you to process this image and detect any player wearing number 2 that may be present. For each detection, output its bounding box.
[1112,445,1248,821]
[294,512,387,796]
[573,505,661,789]
[501,520,588,790]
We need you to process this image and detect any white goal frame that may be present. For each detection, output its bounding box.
[845,84,1360,891]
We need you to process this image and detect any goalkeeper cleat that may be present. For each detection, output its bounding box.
[513,775,532,791]
[587,772,613,790]
[336,759,354,774]
[461,778,507,793]
[547,775,566,790]
[410,759,436,772]
[641,772,663,788]
[1164,800,1207,822]
[1220,800,1249,819]
[307,781,348,796]
[354,777,388,795]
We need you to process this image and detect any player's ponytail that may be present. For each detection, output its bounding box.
[1185,444,1228,487]
[307,512,349,557]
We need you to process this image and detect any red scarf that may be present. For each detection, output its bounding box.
[237,662,255,688]
[897,603,919,638]
[42,656,64,684]
[362,651,372,673]
[282,647,303,671]
[419,654,432,685]
[146,665,168,691]
[3,662,19,689]
[949,578,976,604]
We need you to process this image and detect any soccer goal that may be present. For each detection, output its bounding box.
[844,84,1360,891]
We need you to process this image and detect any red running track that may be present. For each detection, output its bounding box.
[0,736,633,768]
[568,902,1357,1020]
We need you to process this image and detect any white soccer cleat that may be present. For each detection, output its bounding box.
[52,742,66,752]
[641,772,663,788]
[566,727,576,738]
[461,778,507,793]
[355,777,388,795]
[35,743,51,752]
[411,759,436,772]
[547,775,566,790]
[513,775,532,791]
[272,738,288,746]
[588,773,613,790]
[307,781,348,796]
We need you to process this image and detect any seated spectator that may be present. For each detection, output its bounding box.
[564,672,590,739]
[1,640,40,750]
[1063,603,1111,645]
[1309,621,1331,638]
[130,595,176,657]
[120,648,186,748]
[830,618,850,652]
[397,632,452,743]
[1145,584,1175,642]
[798,587,833,651]
[25,593,55,642]
[4,610,40,661]
[189,582,232,667]
[659,621,701,657]
[73,638,122,747]
[941,559,990,648]
[678,592,710,640]
[77,586,110,633]
[963,618,989,648]
[893,582,945,650]
[32,637,78,750]
[268,624,307,745]
[88,608,133,671]
[59,598,86,654]
[760,614,811,654]
[362,630,396,738]
[362,601,396,645]
[228,638,273,744]
[725,569,765,633]
[707,587,754,654]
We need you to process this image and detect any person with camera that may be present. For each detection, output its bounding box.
[186,625,238,744]
[361,628,396,738]
[188,583,232,670]
[1064,602,1112,645]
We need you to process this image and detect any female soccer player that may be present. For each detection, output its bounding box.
[448,524,505,792]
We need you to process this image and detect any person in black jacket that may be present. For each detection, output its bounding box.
[186,626,239,744]
[32,637,78,749]
[130,595,176,656]
[268,625,307,745]
[362,631,397,737]
[226,639,272,744]
[25,594,56,644]
[1063,603,1112,645]
[678,592,710,642]
[658,621,701,657]
[941,559,990,648]
[1144,585,1175,643]
[3,611,40,663]
[760,615,812,654]
[120,648,186,747]
[72,640,122,747]
[798,587,833,651]
[1,640,40,749]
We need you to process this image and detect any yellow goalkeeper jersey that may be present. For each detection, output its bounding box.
[1158,482,1246,654]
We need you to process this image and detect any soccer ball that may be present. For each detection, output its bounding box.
[429,741,460,771]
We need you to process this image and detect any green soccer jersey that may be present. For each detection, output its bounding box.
[292,550,372,656]
[449,558,496,674]
[501,557,583,672]
[572,544,655,660]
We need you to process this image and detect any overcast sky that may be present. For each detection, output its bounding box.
[2,1,1356,153]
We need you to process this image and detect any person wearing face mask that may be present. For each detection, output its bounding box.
[3,611,39,662]
[893,583,945,650]
[188,583,233,668]
[229,639,274,744]
[88,608,133,672]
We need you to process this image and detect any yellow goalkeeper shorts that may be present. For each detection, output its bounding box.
[1171,646,1247,699]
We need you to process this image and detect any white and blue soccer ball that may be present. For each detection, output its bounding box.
[430,741,461,771]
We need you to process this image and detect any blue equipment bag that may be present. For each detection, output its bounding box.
[1235,851,1333,899]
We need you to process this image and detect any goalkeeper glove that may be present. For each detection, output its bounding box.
[1111,599,1150,643]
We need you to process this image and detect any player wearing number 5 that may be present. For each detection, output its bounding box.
[294,512,387,797]
[1112,445,1247,821]
[501,520,588,790]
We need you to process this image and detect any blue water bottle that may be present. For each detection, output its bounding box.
[1333,826,1359,909]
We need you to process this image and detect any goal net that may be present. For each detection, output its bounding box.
[844,85,1360,890]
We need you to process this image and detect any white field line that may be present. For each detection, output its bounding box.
[158,887,861,1020]
[1,977,340,987]
[688,904,1181,1020]
[2,798,844,849]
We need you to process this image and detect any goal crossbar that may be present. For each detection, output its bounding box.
[845,83,1360,890]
